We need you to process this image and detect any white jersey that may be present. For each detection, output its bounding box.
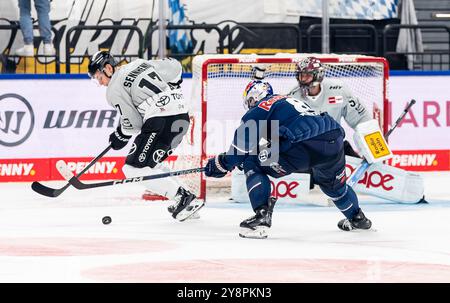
[287,78,371,129]
[106,58,188,135]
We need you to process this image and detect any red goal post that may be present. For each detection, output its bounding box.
[172,53,389,201]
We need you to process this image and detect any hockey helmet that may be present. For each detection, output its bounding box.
[243,80,274,109]
[87,50,118,78]
[296,57,325,89]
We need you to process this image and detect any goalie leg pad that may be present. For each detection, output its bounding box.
[346,156,425,203]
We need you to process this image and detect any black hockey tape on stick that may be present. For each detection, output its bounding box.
[56,162,205,190]
[347,99,416,187]
[385,99,416,138]
[31,145,112,197]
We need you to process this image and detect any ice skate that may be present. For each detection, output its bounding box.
[167,197,200,220]
[337,208,372,231]
[239,197,277,239]
[169,187,204,222]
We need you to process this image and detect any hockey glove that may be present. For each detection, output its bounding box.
[205,154,230,178]
[109,125,132,150]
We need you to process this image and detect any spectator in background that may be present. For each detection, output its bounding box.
[15,0,55,56]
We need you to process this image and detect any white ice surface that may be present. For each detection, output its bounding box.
[0,172,449,283]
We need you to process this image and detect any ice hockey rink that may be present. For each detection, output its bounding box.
[0,171,449,283]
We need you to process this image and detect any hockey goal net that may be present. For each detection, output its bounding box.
[170,53,389,201]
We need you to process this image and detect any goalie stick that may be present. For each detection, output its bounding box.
[31,145,112,197]
[347,99,416,187]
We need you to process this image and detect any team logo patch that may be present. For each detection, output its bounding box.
[258,149,269,162]
[328,96,343,104]
[258,95,284,111]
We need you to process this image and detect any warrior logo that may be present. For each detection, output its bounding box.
[0,94,35,147]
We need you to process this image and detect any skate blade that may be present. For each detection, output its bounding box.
[184,212,200,220]
[340,227,377,232]
[176,200,205,222]
[349,227,377,232]
[239,226,269,239]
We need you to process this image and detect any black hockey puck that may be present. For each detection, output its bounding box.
[102,216,112,225]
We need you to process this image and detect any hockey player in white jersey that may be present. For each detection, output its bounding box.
[285,57,425,203]
[88,51,204,221]
[288,57,369,157]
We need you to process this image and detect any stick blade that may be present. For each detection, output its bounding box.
[31,181,65,198]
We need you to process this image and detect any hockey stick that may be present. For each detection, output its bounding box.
[347,99,416,187]
[31,145,112,197]
[57,163,205,190]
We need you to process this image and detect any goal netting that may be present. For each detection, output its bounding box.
[170,53,389,201]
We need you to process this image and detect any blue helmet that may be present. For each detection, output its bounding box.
[243,80,274,109]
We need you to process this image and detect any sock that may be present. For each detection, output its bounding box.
[324,185,360,220]
[243,160,271,211]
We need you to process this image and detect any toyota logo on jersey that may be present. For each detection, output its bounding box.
[156,95,171,107]
[0,94,35,147]
[152,149,166,163]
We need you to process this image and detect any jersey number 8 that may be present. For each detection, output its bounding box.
[286,98,318,116]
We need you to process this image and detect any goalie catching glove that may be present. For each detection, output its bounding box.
[353,119,393,163]
[109,125,132,150]
[205,153,232,178]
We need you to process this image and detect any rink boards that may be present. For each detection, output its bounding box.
[0,73,449,183]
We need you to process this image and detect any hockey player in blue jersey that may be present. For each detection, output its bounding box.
[204,80,372,239]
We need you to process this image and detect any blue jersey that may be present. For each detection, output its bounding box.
[224,94,343,168]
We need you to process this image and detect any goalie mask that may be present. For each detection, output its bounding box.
[243,80,274,109]
[296,57,325,93]
[88,50,118,79]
